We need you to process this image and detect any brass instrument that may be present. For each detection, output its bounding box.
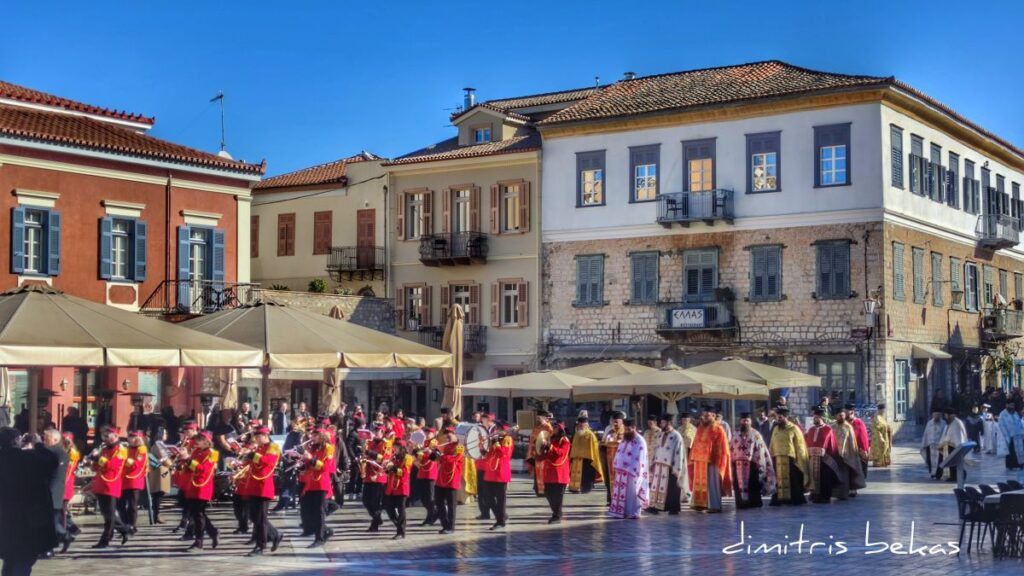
[534,430,551,455]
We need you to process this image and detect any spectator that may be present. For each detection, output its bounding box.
[271,402,290,435]
[60,408,88,453]
[0,426,58,576]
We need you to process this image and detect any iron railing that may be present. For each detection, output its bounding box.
[978,213,1020,249]
[416,324,487,354]
[418,232,488,265]
[656,189,734,226]
[326,245,385,281]
[655,300,736,332]
[983,308,1024,340]
[140,280,262,316]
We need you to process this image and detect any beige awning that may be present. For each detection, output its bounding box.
[572,365,769,401]
[0,285,263,367]
[559,360,658,380]
[912,344,952,360]
[462,370,589,399]
[686,357,821,389]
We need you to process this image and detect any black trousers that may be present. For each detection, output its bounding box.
[579,460,597,494]
[362,482,384,527]
[149,492,164,523]
[185,499,217,545]
[1007,442,1021,470]
[661,473,683,513]
[544,483,567,519]
[434,486,457,531]
[117,489,139,529]
[247,497,278,550]
[1,559,35,576]
[331,473,346,507]
[300,490,327,541]
[412,478,435,522]
[383,494,407,535]
[477,472,491,518]
[232,494,248,531]
[176,490,189,529]
[491,482,508,524]
[96,494,127,544]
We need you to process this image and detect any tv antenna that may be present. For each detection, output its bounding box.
[210,91,229,157]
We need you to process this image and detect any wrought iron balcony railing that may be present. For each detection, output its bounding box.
[326,246,385,281]
[419,232,488,266]
[656,189,734,227]
[977,213,1020,250]
[416,324,487,354]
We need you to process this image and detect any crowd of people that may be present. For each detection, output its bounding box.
[922,394,1024,478]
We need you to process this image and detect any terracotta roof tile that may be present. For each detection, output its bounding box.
[449,86,599,123]
[383,133,540,166]
[255,152,382,190]
[539,61,890,126]
[0,80,155,125]
[0,103,265,175]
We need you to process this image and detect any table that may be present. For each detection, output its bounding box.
[984,488,1024,507]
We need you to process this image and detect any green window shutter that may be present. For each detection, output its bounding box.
[592,256,604,304]
[893,243,905,301]
[751,246,766,299]
[766,246,781,299]
[576,257,589,304]
[643,253,658,304]
[833,243,850,298]
[816,244,832,298]
[912,248,925,304]
[931,252,943,307]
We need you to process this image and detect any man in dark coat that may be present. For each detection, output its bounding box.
[41,429,70,557]
[0,426,58,576]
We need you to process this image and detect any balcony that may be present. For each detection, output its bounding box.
[416,324,487,355]
[140,280,262,317]
[983,308,1024,340]
[326,246,385,281]
[656,189,734,227]
[977,213,1020,250]
[655,300,736,333]
[418,232,488,266]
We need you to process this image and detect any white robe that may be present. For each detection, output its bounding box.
[649,429,687,509]
[608,436,650,519]
[982,413,999,453]
[939,417,968,459]
[920,419,946,474]
[997,410,1024,459]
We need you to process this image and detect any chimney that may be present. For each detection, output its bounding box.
[463,87,476,111]
[623,71,637,81]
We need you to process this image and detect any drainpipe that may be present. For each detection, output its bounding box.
[862,229,872,403]
[535,151,544,369]
[165,172,173,310]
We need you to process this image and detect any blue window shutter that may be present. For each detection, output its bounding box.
[644,254,657,303]
[133,220,147,282]
[576,259,586,304]
[99,217,113,280]
[592,256,604,304]
[816,244,832,297]
[834,243,850,297]
[212,228,226,283]
[46,210,61,276]
[751,246,766,298]
[10,207,25,274]
[767,246,781,298]
[177,226,191,311]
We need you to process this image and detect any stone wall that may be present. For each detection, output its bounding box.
[259,289,396,334]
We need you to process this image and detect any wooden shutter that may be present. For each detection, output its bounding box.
[817,244,832,298]
[576,258,587,304]
[133,220,147,282]
[441,189,451,233]
[99,217,113,280]
[631,255,643,304]
[470,186,480,232]
[890,127,903,188]
[394,288,406,331]
[765,246,780,299]
[469,283,480,325]
[439,283,450,324]
[834,243,849,298]
[751,247,766,299]
[422,191,433,235]
[591,256,604,304]
[176,226,191,309]
[490,282,500,327]
[420,285,432,326]
[396,193,406,241]
[278,213,295,256]
[250,215,259,257]
[313,211,332,255]
[516,280,528,327]
[892,243,904,299]
[519,181,531,233]
[644,254,657,303]
[46,210,61,276]
[490,185,500,234]
[10,207,24,274]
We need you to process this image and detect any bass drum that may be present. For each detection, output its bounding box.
[454,422,476,446]
[463,425,488,460]
[408,429,427,448]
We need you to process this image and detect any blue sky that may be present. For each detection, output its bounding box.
[3,0,1022,176]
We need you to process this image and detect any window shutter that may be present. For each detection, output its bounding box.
[490,282,500,326]
[422,191,433,235]
[176,226,191,310]
[394,289,405,331]
[133,220,147,282]
[751,247,766,298]
[893,244,905,299]
[766,246,781,298]
[420,285,432,326]
[519,182,531,233]
[10,207,24,275]
[490,185,500,234]
[441,189,451,234]
[817,244,832,297]
[833,243,849,297]
[517,281,528,327]
[211,228,226,291]
[891,127,903,188]
[45,210,61,276]
[644,254,658,303]
[99,216,113,280]
[631,255,643,303]
[440,283,450,323]
[396,193,406,241]
[470,186,480,233]
[576,259,588,304]
[468,283,480,325]
[592,256,605,304]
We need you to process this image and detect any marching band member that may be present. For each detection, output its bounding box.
[183,431,219,551]
[229,424,257,535]
[90,426,130,548]
[484,423,514,530]
[476,413,496,521]
[383,440,414,539]
[527,411,555,497]
[299,427,336,547]
[172,421,199,535]
[61,432,81,551]
[537,423,571,523]
[433,427,465,535]
[361,423,392,532]
[118,431,148,534]
[243,426,283,556]
[413,428,439,525]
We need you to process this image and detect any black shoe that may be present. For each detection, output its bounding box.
[307,540,324,549]
[392,533,404,540]
[324,528,334,541]
[246,547,264,557]
[489,522,504,531]
[547,517,561,524]
[90,542,109,549]
[120,532,129,545]
[232,528,247,535]
[245,536,255,546]
[476,514,490,520]
[439,529,452,535]
[210,531,219,550]
[187,541,203,551]
[38,551,54,560]
[60,538,73,554]
[271,533,283,552]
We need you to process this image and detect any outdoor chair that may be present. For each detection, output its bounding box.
[979,484,999,496]
[962,486,998,553]
[997,482,1012,493]
[1008,480,1024,491]
[993,493,1024,559]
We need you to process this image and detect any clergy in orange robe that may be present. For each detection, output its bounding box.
[689,406,731,513]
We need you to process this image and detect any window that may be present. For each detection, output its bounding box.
[496,367,525,379]
[894,359,909,422]
[746,132,781,193]
[950,257,962,310]
[983,265,994,309]
[964,262,979,312]
[400,285,429,331]
[493,181,529,234]
[892,242,905,301]
[947,153,960,209]
[12,207,60,276]
[909,135,924,195]
[576,151,605,207]
[683,139,715,192]
[629,145,659,202]
[683,249,719,302]
[812,355,862,405]
[450,284,472,320]
[175,225,224,310]
[189,228,209,281]
[931,252,943,307]
[912,247,925,304]
[313,211,332,255]
[981,168,993,214]
[816,241,850,299]
[630,251,659,305]
[1000,269,1009,302]
[964,160,979,215]
[250,215,259,257]
[473,127,491,143]
[575,255,605,306]
[277,213,295,256]
[111,220,130,279]
[452,188,472,233]
[492,279,528,327]
[501,283,519,326]
[929,144,943,203]
[814,124,851,187]
[405,192,425,239]
[749,245,782,301]
[890,125,904,188]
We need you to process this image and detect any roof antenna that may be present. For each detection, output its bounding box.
[594,76,600,88]
[210,91,232,159]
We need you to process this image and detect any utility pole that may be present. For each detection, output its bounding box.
[210,91,226,153]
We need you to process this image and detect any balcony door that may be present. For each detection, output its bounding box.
[356,209,375,268]
[683,249,718,302]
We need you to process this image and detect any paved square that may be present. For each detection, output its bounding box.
[34,445,1024,575]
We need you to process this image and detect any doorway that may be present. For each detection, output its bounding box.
[357,209,376,268]
[290,381,320,416]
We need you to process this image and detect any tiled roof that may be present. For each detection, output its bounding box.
[449,86,599,123]
[383,132,540,166]
[0,103,265,175]
[255,151,382,190]
[539,61,890,125]
[0,80,155,125]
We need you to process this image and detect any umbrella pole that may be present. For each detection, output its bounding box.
[28,368,38,435]
[260,365,271,422]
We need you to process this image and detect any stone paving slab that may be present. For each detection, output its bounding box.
[34,444,1024,575]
